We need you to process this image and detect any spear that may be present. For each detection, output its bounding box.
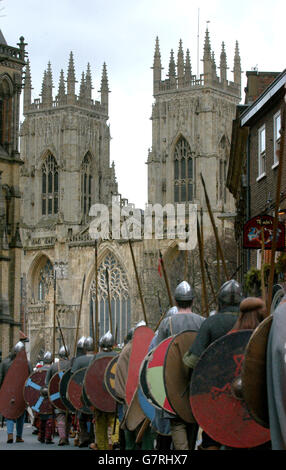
[200,173,229,280]
[267,102,285,314]
[128,239,148,326]
[94,240,99,352]
[105,268,113,336]
[197,217,208,317]
[73,273,86,357]
[52,270,57,362]
[159,250,174,307]
[56,313,69,359]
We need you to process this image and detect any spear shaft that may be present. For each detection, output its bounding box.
[128,239,148,326]
[73,273,86,357]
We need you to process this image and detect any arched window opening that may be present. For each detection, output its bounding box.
[81,154,92,218]
[0,78,13,147]
[41,154,59,216]
[90,253,131,344]
[37,258,54,302]
[174,137,193,203]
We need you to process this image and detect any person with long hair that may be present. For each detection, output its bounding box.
[230,297,267,332]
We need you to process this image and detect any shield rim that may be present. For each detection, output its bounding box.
[84,353,117,412]
[48,371,67,412]
[103,354,124,405]
[67,367,93,415]
[23,368,54,415]
[59,368,76,413]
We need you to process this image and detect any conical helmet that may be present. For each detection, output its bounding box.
[59,345,70,358]
[174,281,194,301]
[43,351,53,364]
[218,279,244,311]
[84,336,94,352]
[99,331,115,350]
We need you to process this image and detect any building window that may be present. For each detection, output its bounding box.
[90,252,131,344]
[258,125,266,178]
[38,259,54,301]
[0,78,12,148]
[174,137,193,202]
[81,153,92,217]
[41,154,59,215]
[273,111,281,166]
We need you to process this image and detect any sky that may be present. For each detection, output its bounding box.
[1,0,285,209]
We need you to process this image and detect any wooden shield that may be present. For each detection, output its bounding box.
[67,368,93,415]
[59,368,76,412]
[48,371,67,412]
[104,355,124,405]
[24,369,54,415]
[190,331,270,448]
[84,352,117,412]
[125,325,154,405]
[241,316,273,428]
[0,350,29,420]
[164,330,197,423]
[124,387,145,431]
[146,337,176,415]
[137,386,155,423]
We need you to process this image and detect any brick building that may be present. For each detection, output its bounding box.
[227,69,286,288]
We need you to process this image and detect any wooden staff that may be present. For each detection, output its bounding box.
[128,239,148,326]
[56,313,69,359]
[197,217,208,317]
[94,240,99,352]
[200,173,229,280]
[73,273,86,357]
[260,223,266,303]
[52,270,57,362]
[105,268,113,335]
[267,102,285,314]
[204,259,216,302]
[159,250,174,307]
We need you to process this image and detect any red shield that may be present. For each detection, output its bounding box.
[48,371,67,412]
[59,368,76,412]
[0,350,29,419]
[84,353,117,412]
[190,331,270,448]
[24,369,54,415]
[67,368,93,415]
[125,326,154,405]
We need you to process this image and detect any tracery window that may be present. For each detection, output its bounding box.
[41,154,59,216]
[37,259,54,301]
[81,153,92,217]
[90,253,131,344]
[0,78,12,147]
[174,137,194,202]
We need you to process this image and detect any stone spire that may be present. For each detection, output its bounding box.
[100,62,109,113]
[211,51,217,78]
[220,42,227,82]
[23,58,32,113]
[184,49,192,86]
[85,63,93,103]
[67,51,76,104]
[177,40,185,88]
[168,49,176,88]
[79,71,86,105]
[41,69,48,106]
[46,61,53,106]
[203,27,212,83]
[57,69,66,105]
[233,41,241,87]
[152,36,162,94]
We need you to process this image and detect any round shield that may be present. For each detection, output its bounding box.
[242,316,273,428]
[146,337,176,415]
[190,330,270,448]
[24,369,54,415]
[139,351,161,410]
[271,286,285,314]
[84,352,117,412]
[0,350,30,420]
[59,368,76,412]
[48,371,67,412]
[104,355,124,405]
[67,368,93,415]
[164,330,197,423]
[137,386,156,423]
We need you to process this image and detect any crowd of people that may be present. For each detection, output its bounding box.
[0,278,284,450]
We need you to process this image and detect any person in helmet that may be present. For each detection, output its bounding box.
[0,341,32,443]
[154,281,205,451]
[70,336,95,448]
[89,331,119,451]
[183,279,244,450]
[37,351,55,444]
[45,344,71,446]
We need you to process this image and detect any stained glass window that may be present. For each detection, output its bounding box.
[41,154,59,215]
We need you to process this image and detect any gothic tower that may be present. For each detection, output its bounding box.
[147,29,242,241]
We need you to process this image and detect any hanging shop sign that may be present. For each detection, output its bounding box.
[243,215,285,250]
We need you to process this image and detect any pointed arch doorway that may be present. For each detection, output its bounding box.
[89,252,131,345]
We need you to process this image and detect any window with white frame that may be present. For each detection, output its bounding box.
[273,111,281,166]
[258,125,266,177]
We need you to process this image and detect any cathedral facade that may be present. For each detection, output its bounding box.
[18,29,242,363]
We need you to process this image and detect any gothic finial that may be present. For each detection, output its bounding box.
[23,58,32,112]
[67,51,76,99]
[79,71,86,104]
[233,40,241,88]
[85,63,93,103]
[185,49,192,85]
[153,36,162,94]
[168,49,176,88]
[177,40,184,88]
[100,62,109,112]
[57,69,66,104]
[203,27,211,60]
